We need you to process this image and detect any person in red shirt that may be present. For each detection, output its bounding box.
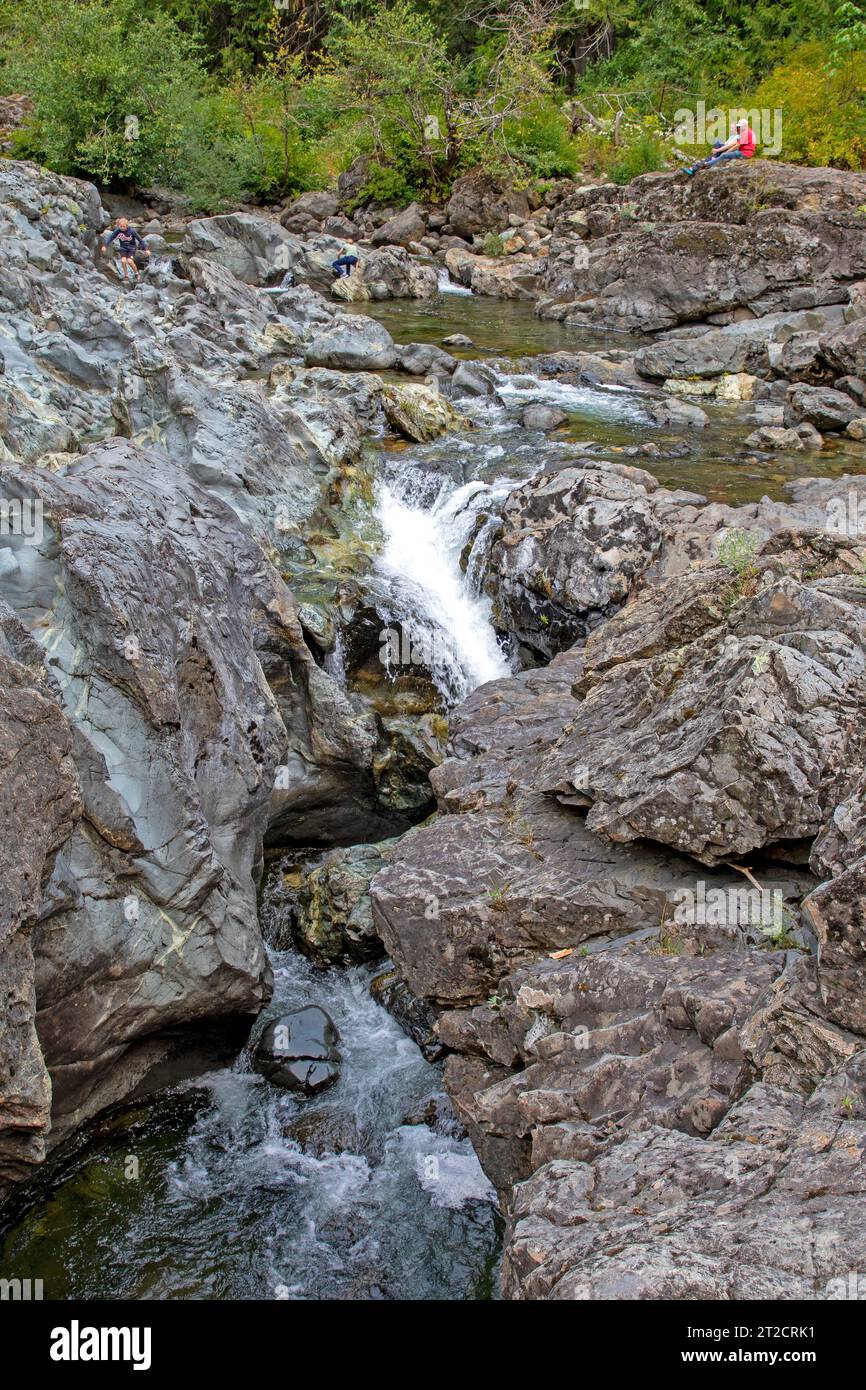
[685,118,757,175]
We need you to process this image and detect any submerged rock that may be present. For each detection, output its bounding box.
[255,1007,341,1094]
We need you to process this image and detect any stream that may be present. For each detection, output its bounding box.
[2,284,862,1301]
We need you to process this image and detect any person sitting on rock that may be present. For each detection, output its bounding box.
[685,117,756,175]
[332,244,359,278]
[101,218,150,283]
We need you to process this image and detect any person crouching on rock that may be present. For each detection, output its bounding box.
[332,244,359,278]
[685,117,756,175]
[101,218,151,283]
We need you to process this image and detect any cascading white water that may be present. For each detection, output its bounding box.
[489,366,651,419]
[374,470,513,703]
[437,266,473,296]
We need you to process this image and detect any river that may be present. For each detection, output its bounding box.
[1,281,862,1300]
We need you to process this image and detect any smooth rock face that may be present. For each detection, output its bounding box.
[304,315,397,370]
[255,1006,341,1093]
[2,443,298,1142]
[0,158,448,1190]
[0,604,79,1184]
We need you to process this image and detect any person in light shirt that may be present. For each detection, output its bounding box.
[685,117,757,175]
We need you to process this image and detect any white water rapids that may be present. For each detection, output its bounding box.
[374,468,514,703]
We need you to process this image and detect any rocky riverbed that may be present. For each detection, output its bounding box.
[1,154,865,1301]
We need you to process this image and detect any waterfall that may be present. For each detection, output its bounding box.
[373,468,513,704]
[437,266,473,297]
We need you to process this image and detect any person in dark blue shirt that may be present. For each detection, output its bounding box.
[101,218,151,283]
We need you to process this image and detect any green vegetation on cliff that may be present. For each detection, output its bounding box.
[0,0,864,208]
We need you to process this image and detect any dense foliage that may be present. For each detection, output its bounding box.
[0,0,863,209]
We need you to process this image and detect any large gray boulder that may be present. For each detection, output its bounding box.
[356,244,438,299]
[445,173,532,240]
[538,162,866,332]
[786,383,862,430]
[304,314,397,370]
[484,462,665,662]
[370,202,427,248]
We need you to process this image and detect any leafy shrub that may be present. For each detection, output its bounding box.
[504,100,578,179]
[607,133,669,184]
[717,529,760,574]
[482,231,504,257]
[574,122,670,185]
[3,0,205,188]
[348,161,418,211]
[752,41,866,169]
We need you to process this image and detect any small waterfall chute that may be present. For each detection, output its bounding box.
[437,266,473,297]
[373,469,512,704]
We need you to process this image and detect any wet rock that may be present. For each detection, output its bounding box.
[381,382,470,443]
[370,967,444,1060]
[649,397,709,429]
[743,426,804,451]
[255,1006,341,1094]
[284,1106,381,1161]
[292,840,396,965]
[397,342,457,377]
[520,404,567,431]
[787,384,862,430]
[451,362,496,397]
[403,1092,466,1138]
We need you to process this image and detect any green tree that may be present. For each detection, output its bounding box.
[4,0,206,187]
